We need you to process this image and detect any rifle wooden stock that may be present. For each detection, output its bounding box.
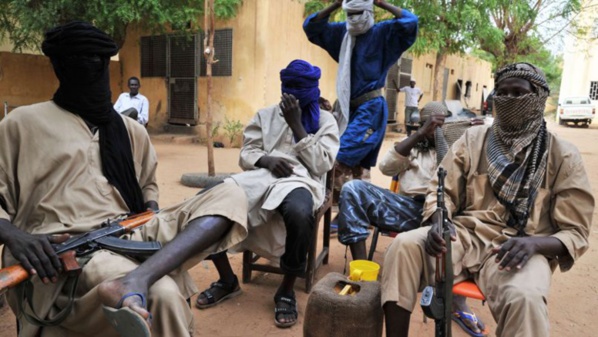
[0,210,155,292]
[0,265,29,293]
[119,210,155,231]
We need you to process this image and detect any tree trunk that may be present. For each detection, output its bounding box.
[500,37,521,68]
[204,0,216,177]
[433,51,447,101]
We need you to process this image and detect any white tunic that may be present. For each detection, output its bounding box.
[228,105,340,260]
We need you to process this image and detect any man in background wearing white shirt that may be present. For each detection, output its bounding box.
[114,76,149,126]
[399,79,423,136]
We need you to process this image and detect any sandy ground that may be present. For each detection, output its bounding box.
[1,119,597,336]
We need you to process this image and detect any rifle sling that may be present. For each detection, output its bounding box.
[15,255,91,328]
[15,236,159,329]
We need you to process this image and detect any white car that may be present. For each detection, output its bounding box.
[557,96,595,127]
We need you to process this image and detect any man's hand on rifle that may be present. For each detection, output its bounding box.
[424,211,456,257]
[1,223,70,284]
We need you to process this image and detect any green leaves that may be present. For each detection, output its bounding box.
[0,0,242,51]
[304,0,327,17]
[301,0,584,96]
[214,0,243,20]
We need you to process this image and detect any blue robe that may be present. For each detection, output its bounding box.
[303,9,418,168]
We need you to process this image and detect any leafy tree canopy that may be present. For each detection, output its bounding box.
[476,0,596,67]
[305,0,486,56]
[304,0,591,92]
[0,0,243,51]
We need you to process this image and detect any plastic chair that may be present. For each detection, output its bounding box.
[368,175,485,301]
[242,169,334,293]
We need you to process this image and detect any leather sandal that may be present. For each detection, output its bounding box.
[273,292,298,328]
[195,276,242,309]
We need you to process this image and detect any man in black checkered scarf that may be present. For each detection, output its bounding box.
[487,62,551,234]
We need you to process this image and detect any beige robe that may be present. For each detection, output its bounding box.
[0,102,159,233]
[0,102,248,337]
[378,146,437,196]
[381,125,594,337]
[228,105,339,260]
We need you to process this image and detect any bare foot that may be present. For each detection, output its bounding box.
[98,277,152,325]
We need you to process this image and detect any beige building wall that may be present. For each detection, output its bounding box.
[0,0,492,128]
[0,37,40,55]
[0,52,122,121]
[393,52,493,124]
[558,0,598,104]
[0,52,121,119]
[119,0,339,134]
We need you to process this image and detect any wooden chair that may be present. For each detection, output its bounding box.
[242,169,334,293]
[368,175,486,302]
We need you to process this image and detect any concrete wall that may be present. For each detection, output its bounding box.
[119,0,339,135]
[559,0,598,105]
[393,52,494,124]
[0,51,122,121]
[0,37,40,55]
[0,0,493,129]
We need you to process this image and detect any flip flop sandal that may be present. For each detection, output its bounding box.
[195,277,242,309]
[273,293,298,329]
[103,292,151,337]
[452,311,488,337]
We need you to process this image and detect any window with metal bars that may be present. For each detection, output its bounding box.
[199,29,233,77]
[140,35,167,77]
[590,81,598,100]
[139,29,233,78]
[398,57,413,88]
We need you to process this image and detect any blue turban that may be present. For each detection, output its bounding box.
[280,60,321,135]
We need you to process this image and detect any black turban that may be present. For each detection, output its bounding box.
[42,21,119,58]
[43,21,145,215]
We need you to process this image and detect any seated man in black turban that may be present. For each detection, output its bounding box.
[0,21,249,337]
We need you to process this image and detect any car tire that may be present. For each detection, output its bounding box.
[558,117,565,126]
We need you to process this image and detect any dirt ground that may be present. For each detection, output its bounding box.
[1,119,597,336]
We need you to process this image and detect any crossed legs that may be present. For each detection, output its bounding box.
[196,188,315,328]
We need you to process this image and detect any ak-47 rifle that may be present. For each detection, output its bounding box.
[420,167,453,337]
[0,210,161,293]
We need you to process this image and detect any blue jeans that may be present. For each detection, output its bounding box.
[337,180,423,245]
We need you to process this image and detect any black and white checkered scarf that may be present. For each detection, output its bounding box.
[414,102,449,165]
[487,63,550,234]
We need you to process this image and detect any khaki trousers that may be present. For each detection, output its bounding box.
[381,226,552,337]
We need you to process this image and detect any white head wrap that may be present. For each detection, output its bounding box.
[335,0,374,134]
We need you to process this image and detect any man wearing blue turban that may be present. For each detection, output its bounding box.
[304,0,418,192]
[195,60,340,328]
